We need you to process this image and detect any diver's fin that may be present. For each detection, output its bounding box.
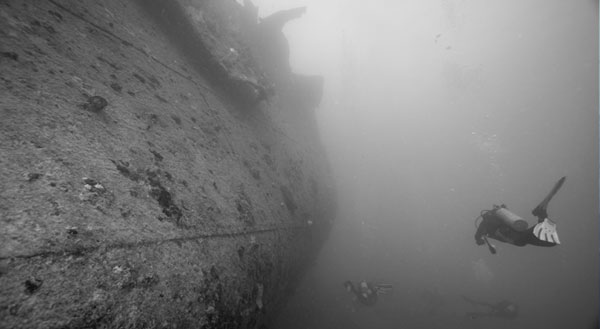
[532,176,566,219]
[533,218,560,244]
[375,284,393,294]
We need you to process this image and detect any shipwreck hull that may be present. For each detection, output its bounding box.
[0,0,335,328]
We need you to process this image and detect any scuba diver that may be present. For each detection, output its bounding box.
[474,176,566,254]
[343,280,393,306]
[462,295,519,319]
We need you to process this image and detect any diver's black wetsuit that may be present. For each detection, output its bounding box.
[475,206,556,247]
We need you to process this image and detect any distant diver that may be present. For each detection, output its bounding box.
[343,280,393,306]
[474,176,566,254]
[462,295,519,319]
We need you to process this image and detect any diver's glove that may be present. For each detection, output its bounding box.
[533,218,560,244]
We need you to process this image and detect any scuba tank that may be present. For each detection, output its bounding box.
[494,205,528,232]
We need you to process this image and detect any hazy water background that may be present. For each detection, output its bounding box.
[246,0,598,328]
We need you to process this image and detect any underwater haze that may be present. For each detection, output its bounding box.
[251,0,598,328]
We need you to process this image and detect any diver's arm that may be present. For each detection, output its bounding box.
[474,220,487,245]
[475,209,507,246]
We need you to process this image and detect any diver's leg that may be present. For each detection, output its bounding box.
[532,176,566,222]
[529,177,564,245]
[532,206,548,222]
